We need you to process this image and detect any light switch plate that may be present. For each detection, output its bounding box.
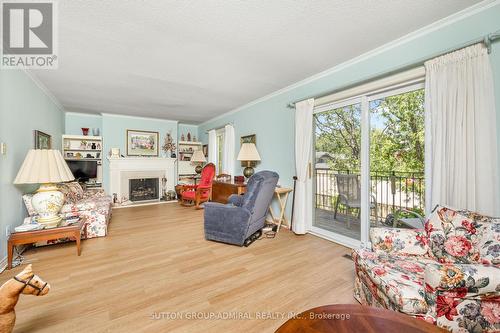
[0,142,6,155]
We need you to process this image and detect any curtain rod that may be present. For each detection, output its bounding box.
[287,30,500,109]
[204,122,234,133]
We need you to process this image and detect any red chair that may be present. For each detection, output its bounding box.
[179,163,215,209]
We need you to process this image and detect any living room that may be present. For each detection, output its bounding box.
[1,1,500,332]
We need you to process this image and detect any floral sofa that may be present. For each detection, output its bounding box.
[353,205,500,332]
[23,182,112,244]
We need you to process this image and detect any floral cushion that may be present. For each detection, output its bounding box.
[353,248,431,315]
[60,198,97,214]
[424,263,500,332]
[477,222,500,265]
[370,227,429,256]
[58,182,84,203]
[425,205,482,264]
[22,194,36,215]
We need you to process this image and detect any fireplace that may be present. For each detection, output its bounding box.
[129,178,159,202]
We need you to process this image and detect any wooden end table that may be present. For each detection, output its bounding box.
[275,304,446,333]
[268,187,293,232]
[7,217,87,269]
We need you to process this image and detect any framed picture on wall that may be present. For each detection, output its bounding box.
[126,129,159,156]
[34,130,51,149]
[240,134,256,167]
[202,144,208,157]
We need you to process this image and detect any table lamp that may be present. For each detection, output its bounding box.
[14,149,75,228]
[237,143,261,178]
[191,149,207,174]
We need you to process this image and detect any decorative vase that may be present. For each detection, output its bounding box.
[187,132,191,141]
[171,152,176,158]
[81,128,89,136]
[92,128,100,136]
[31,184,64,228]
[91,143,97,150]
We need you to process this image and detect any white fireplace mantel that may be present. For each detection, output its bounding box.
[108,157,176,201]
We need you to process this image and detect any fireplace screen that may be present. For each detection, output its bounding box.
[129,178,159,202]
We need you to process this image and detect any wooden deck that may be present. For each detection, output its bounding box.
[314,208,362,240]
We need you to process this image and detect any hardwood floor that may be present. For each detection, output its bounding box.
[1,203,356,333]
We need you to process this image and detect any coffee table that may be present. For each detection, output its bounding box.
[275,304,446,333]
[7,217,87,269]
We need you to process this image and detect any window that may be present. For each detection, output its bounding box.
[216,129,225,173]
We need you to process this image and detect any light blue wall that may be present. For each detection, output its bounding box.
[64,113,178,192]
[178,123,199,142]
[199,4,500,217]
[0,69,64,262]
[65,112,102,136]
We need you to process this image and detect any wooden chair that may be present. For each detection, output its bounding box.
[179,163,216,209]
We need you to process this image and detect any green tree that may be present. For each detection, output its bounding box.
[315,104,361,171]
[371,89,424,173]
[315,89,424,173]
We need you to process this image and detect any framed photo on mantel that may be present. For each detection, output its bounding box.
[126,129,159,156]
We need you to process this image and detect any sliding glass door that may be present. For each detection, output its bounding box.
[311,82,425,247]
[312,98,363,247]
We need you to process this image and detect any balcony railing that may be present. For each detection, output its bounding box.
[315,168,425,222]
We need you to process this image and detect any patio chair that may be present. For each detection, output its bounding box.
[333,174,378,228]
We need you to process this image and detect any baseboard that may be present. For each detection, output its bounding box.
[0,245,28,274]
[0,256,7,274]
[112,200,178,209]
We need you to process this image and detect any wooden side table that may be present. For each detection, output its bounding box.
[7,218,87,269]
[275,304,446,333]
[211,180,246,203]
[268,187,293,232]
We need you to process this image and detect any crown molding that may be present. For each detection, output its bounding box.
[199,0,499,127]
[22,69,64,111]
[65,111,199,127]
[100,112,178,124]
[65,111,101,117]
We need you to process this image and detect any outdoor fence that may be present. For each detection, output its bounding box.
[315,168,425,223]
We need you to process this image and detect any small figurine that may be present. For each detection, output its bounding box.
[187,132,191,141]
[181,134,185,141]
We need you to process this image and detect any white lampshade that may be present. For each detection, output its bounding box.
[14,149,75,184]
[237,143,261,161]
[191,150,207,163]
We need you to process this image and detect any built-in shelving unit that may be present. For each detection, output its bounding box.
[178,141,202,184]
[62,135,103,186]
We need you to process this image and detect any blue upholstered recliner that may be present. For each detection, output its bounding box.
[203,171,279,246]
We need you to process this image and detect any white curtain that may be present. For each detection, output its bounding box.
[208,129,217,165]
[223,124,235,176]
[293,98,314,234]
[425,43,499,216]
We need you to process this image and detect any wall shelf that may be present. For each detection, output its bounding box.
[62,135,103,183]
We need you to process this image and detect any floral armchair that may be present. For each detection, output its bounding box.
[22,182,112,244]
[353,205,500,332]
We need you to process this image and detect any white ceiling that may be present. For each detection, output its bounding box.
[33,0,482,123]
